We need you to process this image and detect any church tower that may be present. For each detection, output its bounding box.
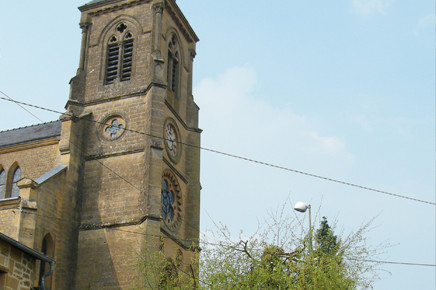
[65,0,201,287]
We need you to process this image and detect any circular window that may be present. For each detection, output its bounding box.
[102,115,126,140]
[161,169,182,232]
[164,118,182,163]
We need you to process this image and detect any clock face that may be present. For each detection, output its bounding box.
[165,123,178,157]
[164,119,181,163]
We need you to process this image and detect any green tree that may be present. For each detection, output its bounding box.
[199,218,359,289]
[137,210,385,289]
[315,216,339,255]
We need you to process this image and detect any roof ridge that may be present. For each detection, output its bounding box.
[0,120,60,134]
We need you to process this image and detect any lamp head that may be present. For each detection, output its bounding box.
[294,201,309,213]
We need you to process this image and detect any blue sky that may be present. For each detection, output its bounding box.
[0,0,434,288]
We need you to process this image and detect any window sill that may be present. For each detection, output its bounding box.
[0,196,21,209]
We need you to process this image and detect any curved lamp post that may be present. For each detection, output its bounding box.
[294,201,312,253]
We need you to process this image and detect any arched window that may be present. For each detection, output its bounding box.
[39,234,55,289]
[167,33,180,108]
[0,169,6,199]
[105,23,134,84]
[10,166,22,198]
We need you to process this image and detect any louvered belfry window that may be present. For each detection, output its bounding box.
[121,33,133,81]
[105,23,133,85]
[106,36,120,84]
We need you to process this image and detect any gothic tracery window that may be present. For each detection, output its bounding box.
[161,170,182,232]
[161,179,175,221]
[105,23,134,85]
[101,115,126,140]
[105,118,124,139]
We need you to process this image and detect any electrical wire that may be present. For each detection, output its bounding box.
[2,64,434,286]
[2,93,436,274]
[1,93,436,281]
[0,95,434,206]
[345,258,436,267]
[103,228,436,267]
[18,211,436,268]
[0,90,44,122]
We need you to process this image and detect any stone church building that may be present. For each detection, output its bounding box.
[0,0,201,288]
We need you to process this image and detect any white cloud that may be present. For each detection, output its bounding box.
[418,14,435,28]
[195,65,355,236]
[310,132,345,153]
[352,0,393,16]
[195,65,354,172]
[348,113,372,132]
[413,14,435,36]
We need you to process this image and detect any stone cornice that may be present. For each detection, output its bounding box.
[0,138,59,154]
[79,0,198,44]
[163,158,188,184]
[66,81,159,108]
[79,0,151,14]
[165,99,202,134]
[165,0,199,43]
[79,215,150,230]
[67,84,201,134]
[161,227,199,251]
[85,147,145,161]
[0,197,21,209]
[78,215,198,251]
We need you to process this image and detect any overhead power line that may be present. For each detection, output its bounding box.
[110,227,436,267]
[0,94,64,115]
[345,258,436,267]
[17,211,436,268]
[0,95,435,206]
[5,93,435,286]
[0,90,43,122]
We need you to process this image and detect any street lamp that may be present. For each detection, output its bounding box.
[294,201,312,253]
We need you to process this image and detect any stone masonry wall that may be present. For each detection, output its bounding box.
[0,239,36,290]
[0,142,59,243]
[79,1,153,103]
[0,142,59,184]
[31,172,69,290]
[75,223,148,289]
[0,207,20,240]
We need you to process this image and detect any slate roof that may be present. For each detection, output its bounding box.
[86,0,107,4]
[79,0,116,11]
[0,232,55,263]
[0,120,61,148]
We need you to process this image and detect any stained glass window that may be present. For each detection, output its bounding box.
[105,119,124,138]
[161,179,175,221]
[102,116,126,140]
[160,170,182,232]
